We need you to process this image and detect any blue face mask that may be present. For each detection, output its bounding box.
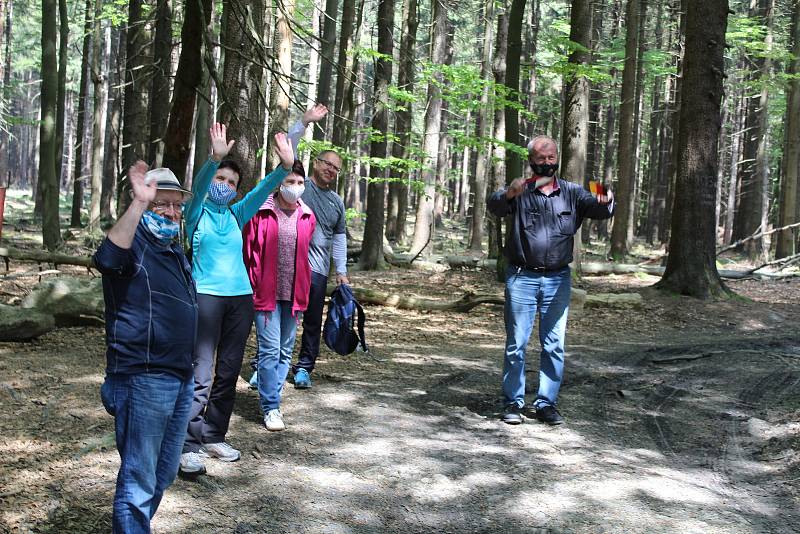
[142,210,180,244]
[207,181,237,205]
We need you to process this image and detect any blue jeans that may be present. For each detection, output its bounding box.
[255,302,298,412]
[503,266,571,409]
[101,372,193,534]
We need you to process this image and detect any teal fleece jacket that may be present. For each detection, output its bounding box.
[184,158,288,296]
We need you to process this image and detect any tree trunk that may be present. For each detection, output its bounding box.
[218,0,266,194]
[147,0,172,165]
[468,0,494,252]
[89,0,107,229]
[101,26,122,220]
[503,0,526,183]
[70,0,92,227]
[0,0,9,188]
[408,0,450,257]
[360,0,394,270]
[332,0,366,196]
[776,0,800,258]
[162,0,212,182]
[488,4,509,262]
[386,0,418,245]
[40,0,61,250]
[267,0,295,172]
[724,91,744,244]
[656,0,729,298]
[731,0,773,259]
[314,0,338,141]
[120,0,151,210]
[609,0,640,259]
[54,0,67,187]
[303,0,322,168]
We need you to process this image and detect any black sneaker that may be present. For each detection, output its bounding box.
[502,404,524,425]
[535,405,564,425]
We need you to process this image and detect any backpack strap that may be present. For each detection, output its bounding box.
[354,299,368,353]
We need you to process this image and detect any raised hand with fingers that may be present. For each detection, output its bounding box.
[129,160,156,204]
[505,177,527,200]
[210,123,236,162]
[273,132,295,171]
[302,103,329,126]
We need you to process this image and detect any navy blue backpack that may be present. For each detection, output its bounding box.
[323,284,368,356]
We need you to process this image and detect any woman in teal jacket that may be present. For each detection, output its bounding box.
[179,123,295,476]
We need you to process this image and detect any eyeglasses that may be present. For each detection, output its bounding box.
[150,201,184,214]
[316,158,342,174]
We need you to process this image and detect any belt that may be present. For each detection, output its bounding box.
[513,264,567,273]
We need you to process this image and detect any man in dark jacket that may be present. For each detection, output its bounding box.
[94,161,196,533]
[488,135,614,426]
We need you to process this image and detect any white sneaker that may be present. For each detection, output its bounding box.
[179,452,206,474]
[200,442,241,462]
[264,409,285,431]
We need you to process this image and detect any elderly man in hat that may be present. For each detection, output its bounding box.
[93,161,196,533]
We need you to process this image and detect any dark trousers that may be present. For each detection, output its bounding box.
[293,271,328,374]
[183,293,254,453]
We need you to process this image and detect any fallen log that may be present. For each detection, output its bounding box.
[444,255,498,269]
[0,246,94,269]
[327,285,592,313]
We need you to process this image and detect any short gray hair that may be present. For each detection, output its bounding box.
[526,135,558,157]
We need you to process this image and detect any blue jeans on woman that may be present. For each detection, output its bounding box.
[101,372,193,534]
[255,301,298,413]
[502,265,571,410]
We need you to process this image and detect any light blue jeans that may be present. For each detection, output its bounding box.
[503,266,571,409]
[255,302,298,412]
[100,372,193,534]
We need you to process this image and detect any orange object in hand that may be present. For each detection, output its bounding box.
[589,180,605,196]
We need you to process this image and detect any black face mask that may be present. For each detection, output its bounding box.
[530,161,559,177]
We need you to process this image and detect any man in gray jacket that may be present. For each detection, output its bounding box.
[488,135,614,426]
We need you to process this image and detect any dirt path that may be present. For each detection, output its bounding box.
[1,269,799,533]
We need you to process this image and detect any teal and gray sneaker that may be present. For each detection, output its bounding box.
[294,368,312,389]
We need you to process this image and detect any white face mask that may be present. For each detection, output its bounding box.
[280,184,305,204]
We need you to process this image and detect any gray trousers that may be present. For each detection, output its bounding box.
[183,293,254,453]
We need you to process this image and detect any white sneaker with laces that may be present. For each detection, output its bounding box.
[179,452,206,474]
[264,409,285,431]
[200,441,241,462]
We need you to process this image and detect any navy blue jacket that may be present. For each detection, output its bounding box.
[93,222,197,378]
[488,178,614,270]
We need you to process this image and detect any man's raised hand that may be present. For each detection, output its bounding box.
[210,123,235,162]
[129,161,156,204]
[302,104,329,126]
[505,177,527,200]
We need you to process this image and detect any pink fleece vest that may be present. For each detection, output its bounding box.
[242,194,316,316]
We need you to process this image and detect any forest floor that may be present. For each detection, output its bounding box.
[1,196,799,533]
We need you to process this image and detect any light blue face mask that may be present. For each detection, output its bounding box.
[142,210,180,244]
[207,181,237,205]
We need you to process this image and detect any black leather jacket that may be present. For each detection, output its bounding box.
[488,178,614,270]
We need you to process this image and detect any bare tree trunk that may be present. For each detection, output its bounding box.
[503,0,526,183]
[386,0,418,245]
[468,0,494,252]
[101,26,122,220]
[267,0,295,172]
[314,0,338,141]
[724,92,744,244]
[488,4,509,261]
[303,0,322,168]
[218,0,266,193]
[40,0,61,249]
[120,0,151,192]
[332,0,366,196]
[162,0,212,182]
[609,0,641,259]
[656,0,729,298]
[360,0,394,270]
[0,0,10,189]
[147,0,172,165]
[776,0,800,258]
[731,0,773,260]
[89,0,107,229]
[70,0,91,227]
[55,0,67,187]
[409,0,450,257]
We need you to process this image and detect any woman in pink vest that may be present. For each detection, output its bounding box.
[243,160,316,431]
